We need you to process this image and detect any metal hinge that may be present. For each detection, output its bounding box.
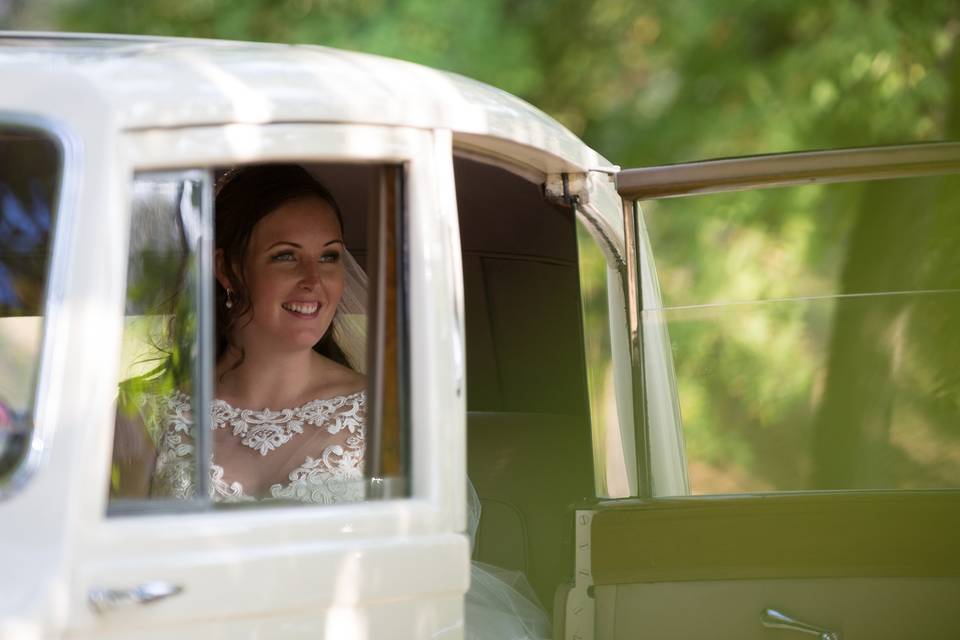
[545,172,590,206]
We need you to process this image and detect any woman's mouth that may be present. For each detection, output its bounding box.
[281,301,320,318]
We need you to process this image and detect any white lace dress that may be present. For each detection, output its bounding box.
[146,389,366,503]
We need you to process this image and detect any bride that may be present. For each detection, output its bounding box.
[117,163,550,638]
[117,164,368,503]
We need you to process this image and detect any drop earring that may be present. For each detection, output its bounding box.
[225,288,234,309]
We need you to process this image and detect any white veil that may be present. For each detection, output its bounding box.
[332,249,368,373]
[466,480,552,640]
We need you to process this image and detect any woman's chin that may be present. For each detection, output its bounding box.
[236,320,332,354]
[258,332,326,353]
[295,333,328,350]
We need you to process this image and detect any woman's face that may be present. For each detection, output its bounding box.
[223,196,345,355]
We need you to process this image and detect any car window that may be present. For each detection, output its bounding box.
[642,173,960,495]
[576,219,636,498]
[111,171,207,505]
[0,124,61,494]
[108,163,408,513]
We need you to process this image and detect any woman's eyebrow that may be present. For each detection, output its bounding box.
[266,240,302,251]
[265,238,344,250]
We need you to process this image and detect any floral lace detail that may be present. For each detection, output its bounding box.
[271,456,364,503]
[212,393,364,456]
[210,462,255,503]
[147,390,366,504]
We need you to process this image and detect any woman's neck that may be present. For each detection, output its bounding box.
[216,344,324,409]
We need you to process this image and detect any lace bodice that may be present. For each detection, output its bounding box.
[147,390,366,504]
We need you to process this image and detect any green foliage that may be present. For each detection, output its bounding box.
[45,0,960,494]
[50,0,960,159]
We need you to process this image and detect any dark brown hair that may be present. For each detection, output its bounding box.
[215,164,350,370]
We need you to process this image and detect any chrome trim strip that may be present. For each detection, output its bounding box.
[576,201,625,270]
[622,199,652,499]
[396,165,412,496]
[616,142,960,200]
[106,497,208,517]
[0,112,80,501]
[193,171,215,501]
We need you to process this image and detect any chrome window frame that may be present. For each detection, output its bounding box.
[107,161,413,515]
[106,123,450,537]
[106,169,215,517]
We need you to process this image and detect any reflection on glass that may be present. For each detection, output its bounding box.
[0,127,60,483]
[649,292,960,493]
[643,173,960,495]
[112,175,201,501]
[577,221,634,497]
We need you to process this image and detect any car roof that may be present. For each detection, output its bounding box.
[0,32,613,171]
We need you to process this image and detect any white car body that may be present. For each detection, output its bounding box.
[0,32,635,639]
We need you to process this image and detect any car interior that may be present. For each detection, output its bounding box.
[309,157,596,617]
[454,155,595,614]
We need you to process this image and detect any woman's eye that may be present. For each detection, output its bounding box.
[270,251,296,262]
[320,251,341,264]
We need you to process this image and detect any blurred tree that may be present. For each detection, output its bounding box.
[812,40,960,489]
[33,0,960,493]
[45,0,959,159]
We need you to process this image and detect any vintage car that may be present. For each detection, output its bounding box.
[0,32,958,639]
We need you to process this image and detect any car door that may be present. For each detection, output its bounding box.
[578,144,960,639]
[52,122,469,639]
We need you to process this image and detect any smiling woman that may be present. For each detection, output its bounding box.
[214,165,357,372]
[112,164,379,506]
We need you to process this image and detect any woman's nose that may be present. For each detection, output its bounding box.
[297,262,323,289]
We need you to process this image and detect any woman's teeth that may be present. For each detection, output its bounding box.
[282,302,319,314]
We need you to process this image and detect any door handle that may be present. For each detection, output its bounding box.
[762,608,840,640]
[89,581,183,613]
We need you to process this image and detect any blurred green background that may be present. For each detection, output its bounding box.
[4,0,959,494]
[5,0,958,162]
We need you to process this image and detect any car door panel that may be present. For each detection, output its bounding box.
[59,123,468,639]
[70,528,466,639]
[596,577,960,639]
[592,493,960,584]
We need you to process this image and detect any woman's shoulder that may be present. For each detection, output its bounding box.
[313,354,366,399]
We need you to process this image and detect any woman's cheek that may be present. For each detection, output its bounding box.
[322,269,344,299]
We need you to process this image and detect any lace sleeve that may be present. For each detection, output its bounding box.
[148,390,199,499]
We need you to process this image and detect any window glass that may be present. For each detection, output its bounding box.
[110,163,406,512]
[642,173,960,494]
[0,126,60,488]
[111,173,206,504]
[577,219,635,498]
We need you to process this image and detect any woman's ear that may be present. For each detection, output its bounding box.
[214,248,230,291]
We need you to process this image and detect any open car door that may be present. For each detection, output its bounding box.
[575,143,960,639]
